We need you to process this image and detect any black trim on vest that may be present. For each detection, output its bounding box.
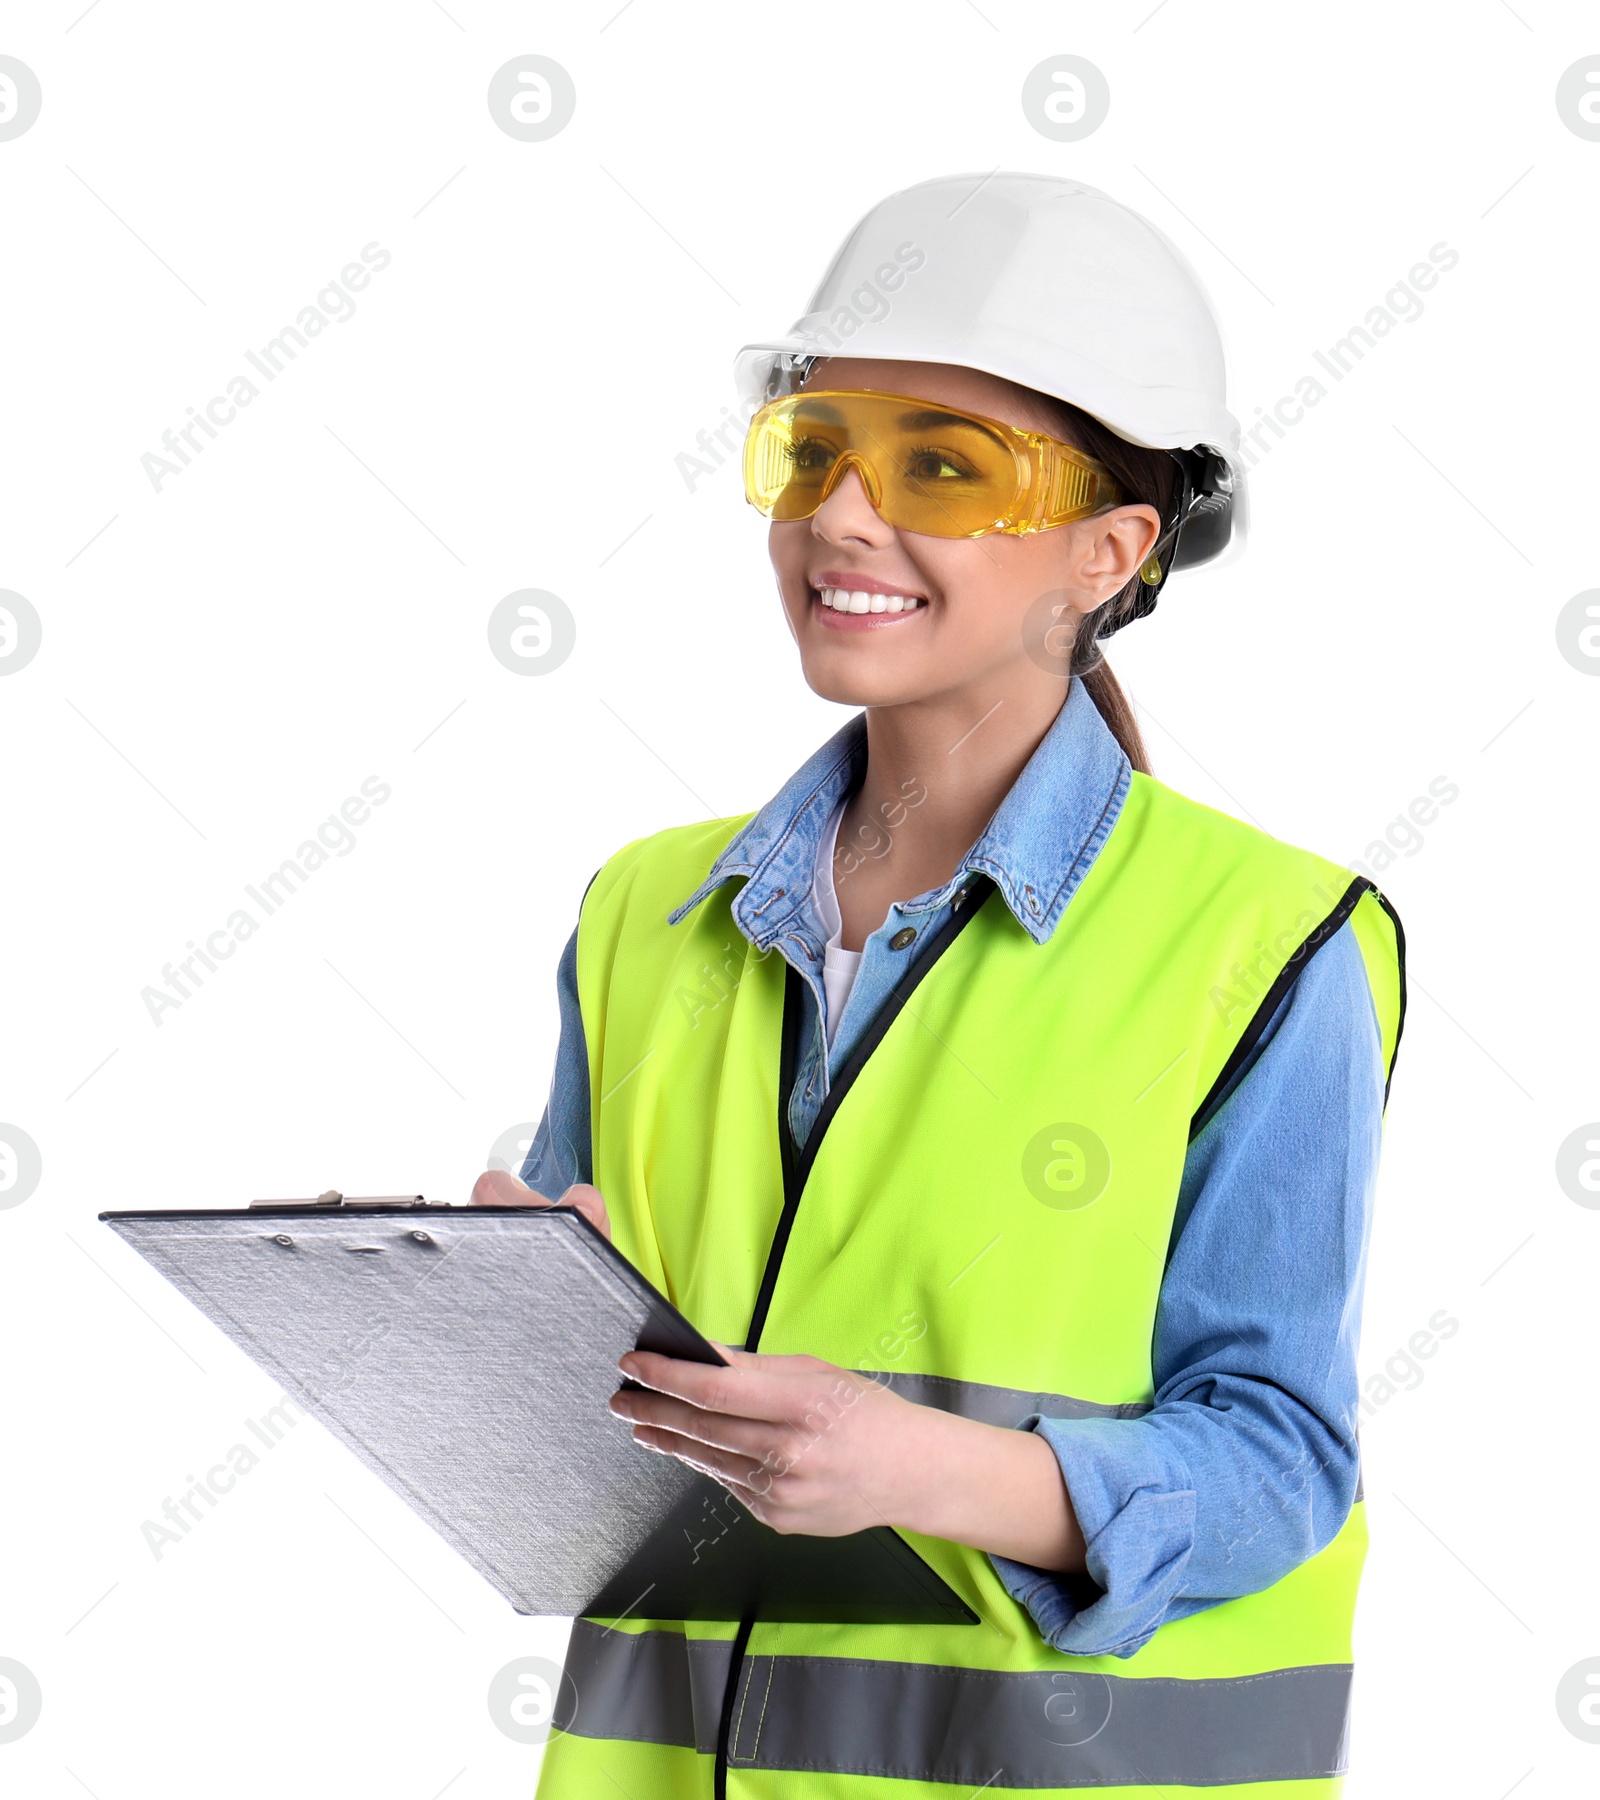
[575,863,603,927]
[1368,885,1408,1107]
[745,876,997,1354]
[1189,874,1402,1143]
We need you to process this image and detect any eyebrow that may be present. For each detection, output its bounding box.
[896,408,1006,439]
[786,400,1008,443]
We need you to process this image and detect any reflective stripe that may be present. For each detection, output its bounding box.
[558,1622,1353,1787]
[557,1623,734,1753]
[879,1372,1361,1499]
[873,1370,1150,1426]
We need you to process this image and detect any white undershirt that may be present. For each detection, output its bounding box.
[813,797,863,1048]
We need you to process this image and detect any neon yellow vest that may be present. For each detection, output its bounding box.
[536,769,1405,1799]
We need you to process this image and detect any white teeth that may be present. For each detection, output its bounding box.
[815,586,923,613]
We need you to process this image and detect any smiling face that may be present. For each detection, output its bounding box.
[766,358,1162,710]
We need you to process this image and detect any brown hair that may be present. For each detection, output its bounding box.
[1034,396,1185,777]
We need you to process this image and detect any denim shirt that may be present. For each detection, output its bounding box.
[523,676,1385,1659]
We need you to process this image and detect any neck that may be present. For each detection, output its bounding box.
[832,675,1070,942]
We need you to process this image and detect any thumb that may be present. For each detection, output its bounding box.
[560,1182,612,1242]
[471,1168,552,1207]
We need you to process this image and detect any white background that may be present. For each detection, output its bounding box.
[1,2,1596,1795]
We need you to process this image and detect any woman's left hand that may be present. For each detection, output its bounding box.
[609,1345,939,1538]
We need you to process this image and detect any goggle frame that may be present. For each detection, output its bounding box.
[742,388,1125,540]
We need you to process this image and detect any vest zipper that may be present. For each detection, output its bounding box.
[708,883,997,1794]
[744,876,993,1353]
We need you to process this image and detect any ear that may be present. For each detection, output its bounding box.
[1074,504,1163,607]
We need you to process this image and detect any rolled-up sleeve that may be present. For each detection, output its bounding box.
[519,920,593,1194]
[988,920,1386,1658]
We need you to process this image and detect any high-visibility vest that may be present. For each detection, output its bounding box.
[535,769,1405,1798]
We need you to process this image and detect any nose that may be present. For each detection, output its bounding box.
[810,462,893,546]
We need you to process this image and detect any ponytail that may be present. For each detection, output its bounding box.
[1033,394,1186,780]
[1079,661,1151,775]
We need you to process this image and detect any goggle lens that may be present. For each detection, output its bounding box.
[743,390,1117,538]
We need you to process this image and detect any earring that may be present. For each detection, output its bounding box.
[1139,554,1162,586]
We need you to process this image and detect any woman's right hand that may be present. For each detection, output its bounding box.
[470,1168,612,1242]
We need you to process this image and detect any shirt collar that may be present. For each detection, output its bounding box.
[666,675,1132,948]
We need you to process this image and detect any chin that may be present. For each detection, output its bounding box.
[798,659,926,710]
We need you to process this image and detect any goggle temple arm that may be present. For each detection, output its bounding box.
[1112,452,1194,629]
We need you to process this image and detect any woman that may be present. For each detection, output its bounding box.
[477,173,1405,1798]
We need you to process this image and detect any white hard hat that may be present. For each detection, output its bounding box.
[734,171,1245,570]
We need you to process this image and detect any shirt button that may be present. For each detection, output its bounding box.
[889,927,917,951]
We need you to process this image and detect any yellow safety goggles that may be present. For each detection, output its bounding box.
[742,388,1123,539]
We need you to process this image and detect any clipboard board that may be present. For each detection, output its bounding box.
[100,1201,976,1627]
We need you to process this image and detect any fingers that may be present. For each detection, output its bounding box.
[611,1349,904,1540]
[617,1351,878,1435]
[625,1422,854,1535]
[627,1422,773,1494]
[618,1351,800,1422]
[609,1387,783,1461]
[471,1169,551,1207]
[704,1341,815,1369]
[468,1173,612,1243]
[560,1183,612,1242]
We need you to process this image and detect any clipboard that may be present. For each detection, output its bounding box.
[100,1201,976,1627]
